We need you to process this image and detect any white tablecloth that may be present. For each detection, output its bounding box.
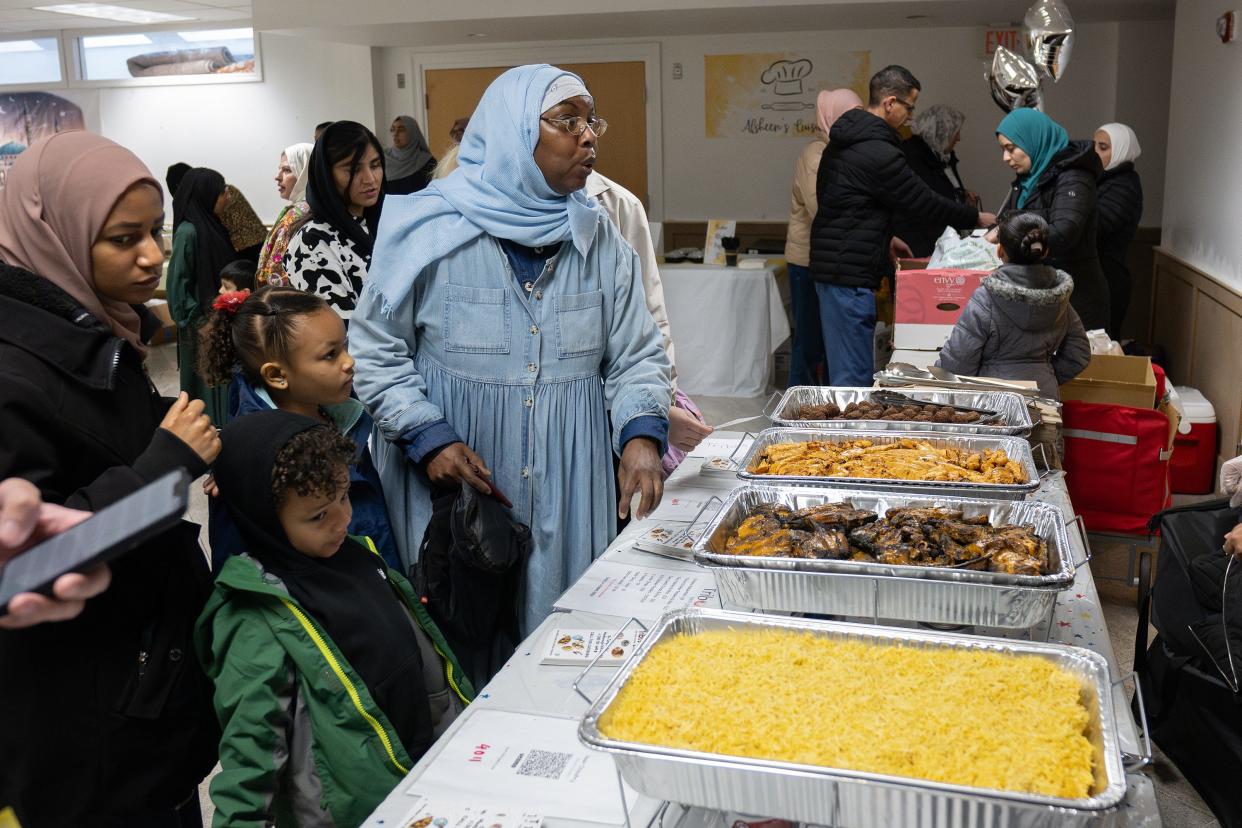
[364,434,1161,827]
[660,263,790,397]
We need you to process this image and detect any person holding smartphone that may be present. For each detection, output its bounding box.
[0,132,221,827]
[0,478,109,629]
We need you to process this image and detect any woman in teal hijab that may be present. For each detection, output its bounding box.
[995,108,1109,330]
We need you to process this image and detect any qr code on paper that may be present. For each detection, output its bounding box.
[515,749,571,780]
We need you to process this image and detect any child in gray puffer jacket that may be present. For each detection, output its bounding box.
[937,212,1090,400]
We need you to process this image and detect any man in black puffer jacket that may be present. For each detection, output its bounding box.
[810,65,994,385]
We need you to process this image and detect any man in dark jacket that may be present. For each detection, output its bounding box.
[810,65,994,385]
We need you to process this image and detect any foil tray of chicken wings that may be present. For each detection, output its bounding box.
[692,485,1077,628]
[770,386,1035,436]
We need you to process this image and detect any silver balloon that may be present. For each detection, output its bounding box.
[987,46,1042,112]
[1024,0,1075,82]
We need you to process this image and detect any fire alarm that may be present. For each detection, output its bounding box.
[1218,10,1236,42]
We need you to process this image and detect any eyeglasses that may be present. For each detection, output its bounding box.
[540,115,608,137]
[892,98,916,114]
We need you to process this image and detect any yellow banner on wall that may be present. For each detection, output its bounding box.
[704,51,870,138]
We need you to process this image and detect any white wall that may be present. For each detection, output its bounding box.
[1162,0,1242,288]
[373,20,1172,226]
[660,23,1130,222]
[58,32,376,222]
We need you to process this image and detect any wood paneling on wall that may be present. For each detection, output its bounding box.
[1150,247,1242,467]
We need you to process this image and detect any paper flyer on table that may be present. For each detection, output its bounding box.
[643,488,722,523]
[540,625,648,666]
[690,434,754,459]
[395,795,542,828]
[553,559,720,620]
[406,710,633,825]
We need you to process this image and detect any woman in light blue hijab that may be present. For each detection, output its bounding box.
[351,64,672,636]
[995,107,1109,330]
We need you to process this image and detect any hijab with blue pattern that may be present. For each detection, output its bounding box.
[365,64,601,314]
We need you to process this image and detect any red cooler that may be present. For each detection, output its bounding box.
[1170,386,1218,494]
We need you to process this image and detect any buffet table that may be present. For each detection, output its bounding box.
[364,432,1160,828]
[659,264,790,397]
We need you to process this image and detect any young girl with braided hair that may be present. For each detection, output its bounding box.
[198,285,402,570]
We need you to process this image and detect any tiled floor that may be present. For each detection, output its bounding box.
[151,349,1221,826]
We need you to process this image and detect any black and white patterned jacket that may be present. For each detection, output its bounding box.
[285,218,370,318]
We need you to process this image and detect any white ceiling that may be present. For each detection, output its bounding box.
[252,0,1175,48]
[0,0,250,33]
[0,0,1174,41]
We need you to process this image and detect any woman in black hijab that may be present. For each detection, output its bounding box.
[285,121,385,320]
[167,167,236,424]
[199,410,470,825]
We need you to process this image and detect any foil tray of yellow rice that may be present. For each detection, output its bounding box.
[579,608,1128,827]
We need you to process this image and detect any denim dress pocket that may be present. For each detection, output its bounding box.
[444,284,511,353]
[554,291,605,358]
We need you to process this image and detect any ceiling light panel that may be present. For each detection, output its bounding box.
[35,4,195,23]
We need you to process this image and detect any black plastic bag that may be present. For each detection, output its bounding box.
[415,483,530,687]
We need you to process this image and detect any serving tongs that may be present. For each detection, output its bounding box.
[869,390,1004,424]
[875,363,1063,409]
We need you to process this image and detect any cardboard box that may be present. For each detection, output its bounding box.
[887,348,941,370]
[144,298,177,346]
[1059,354,1157,409]
[893,269,989,350]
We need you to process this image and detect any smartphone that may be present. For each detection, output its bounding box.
[0,470,190,616]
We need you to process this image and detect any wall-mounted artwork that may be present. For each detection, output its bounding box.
[0,92,87,189]
[704,51,870,138]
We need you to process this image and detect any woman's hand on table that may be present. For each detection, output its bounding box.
[0,478,109,629]
[618,438,664,521]
[668,407,713,453]
[427,442,493,495]
[1224,523,1242,557]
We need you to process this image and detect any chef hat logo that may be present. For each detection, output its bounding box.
[761,59,813,96]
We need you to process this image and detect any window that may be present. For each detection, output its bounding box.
[0,37,63,86]
[78,27,256,82]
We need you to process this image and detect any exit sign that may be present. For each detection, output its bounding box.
[983,28,1022,56]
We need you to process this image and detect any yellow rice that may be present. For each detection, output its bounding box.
[598,628,1095,799]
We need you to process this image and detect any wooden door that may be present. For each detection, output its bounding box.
[424,61,648,205]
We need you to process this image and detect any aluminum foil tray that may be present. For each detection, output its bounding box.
[770,386,1034,436]
[692,485,1077,628]
[736,428,1042,500]
[579,608,1127,828]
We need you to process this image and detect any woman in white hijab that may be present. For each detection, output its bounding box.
[255,141,314,286]
[1093,123,1143,336]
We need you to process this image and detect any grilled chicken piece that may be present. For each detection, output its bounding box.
[991,548,1043,575]
[794,528,853,560]
[797,503,877,531]
[726,527,794,557]
[885,507,963,526]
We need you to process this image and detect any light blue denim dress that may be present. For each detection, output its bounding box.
[350,215,671,633]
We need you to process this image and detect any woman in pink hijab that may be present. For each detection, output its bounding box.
[0,131,220,826]
[784,88,863,386]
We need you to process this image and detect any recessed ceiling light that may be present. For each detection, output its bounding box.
[36,4,195,24]
[83,33,152,48]
[0,40,44,53]
[178,27,252,42]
